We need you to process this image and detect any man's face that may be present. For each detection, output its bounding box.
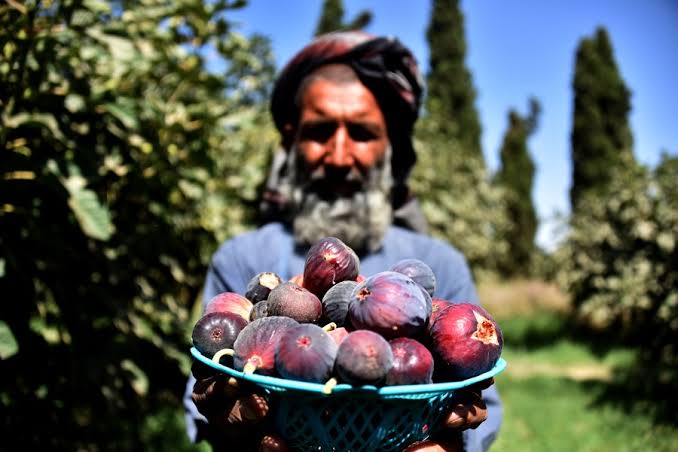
[294,78,389,198]
[283,77,394,253]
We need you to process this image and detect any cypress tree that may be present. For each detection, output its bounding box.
[314,0,373,36]
[570,26,635,212]
[425,0,484,164]
[495,99,540,276]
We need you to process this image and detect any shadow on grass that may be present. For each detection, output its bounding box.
[504,311,677,426]
[584,362,678,427]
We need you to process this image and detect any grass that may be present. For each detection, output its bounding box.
[480,279,678,452]
[494,374,677,452]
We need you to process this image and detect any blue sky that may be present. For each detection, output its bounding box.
[225,0,678,249]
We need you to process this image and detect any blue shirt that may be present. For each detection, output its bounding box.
[184,222,502,451]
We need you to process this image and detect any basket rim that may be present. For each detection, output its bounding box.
[190,347,506,396]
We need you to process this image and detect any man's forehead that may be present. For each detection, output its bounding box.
[299,79,383,121]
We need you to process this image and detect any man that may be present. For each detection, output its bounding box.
[185,31,502,452]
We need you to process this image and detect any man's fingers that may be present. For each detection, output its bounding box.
[259,434,289,452]
[440,390,487,431]
[240,393,270,422]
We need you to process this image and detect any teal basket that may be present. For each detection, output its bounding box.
[191,347,506,452]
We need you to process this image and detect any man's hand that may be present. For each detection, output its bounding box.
[191,361,271,448]
[404,378,494,452]
[438,378,492,431]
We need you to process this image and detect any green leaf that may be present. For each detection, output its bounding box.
[121,359,149,396]
[104,101,138,129]
[64,174,114,241]
[3,112,64,140]
[0,320,19,359]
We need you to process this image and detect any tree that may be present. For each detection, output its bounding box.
[425,0,483,164]
[413,0,508,277]
[570,26,635,212]
[556,154,677,417]
[314,0,373,36]
[0,0,277,448]
[495,99,540,277]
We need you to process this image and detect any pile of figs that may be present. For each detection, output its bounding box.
[192,237,503,390]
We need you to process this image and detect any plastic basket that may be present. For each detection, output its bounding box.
[191,347,506,452]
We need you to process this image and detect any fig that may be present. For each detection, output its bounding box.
[267,282,322,323]
[245,272,283,303]
[334,330,393,386]
[233,316,299,375]
[386,338,434,385]
[204,292,253,322]
[303,237,360,298]
[250,300,269,321]
[348,271,430,339]
[428,298,451,331]
[192,312,248,359]
[321,280,358,327]
[327,326,350,346]
[389,258,437,297]
[429,303,503,381]
[275,324,338,383]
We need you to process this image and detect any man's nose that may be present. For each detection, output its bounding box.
[325,125,354,168]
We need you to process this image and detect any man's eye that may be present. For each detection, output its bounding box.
[348,124,377,142]
[301,123,335,142]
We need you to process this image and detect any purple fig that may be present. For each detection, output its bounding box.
[386,338,434,385]
[430,303,503,381]
[192,312,248,359]
[348,271,430,339]
[267,282,322,323]
[334,330,393,386]
[275,324,338,383]
[245,272,283,303]
[303,237,360,299]
[389,258,436,297]
[233,316,299,375]
[321,280,358,327]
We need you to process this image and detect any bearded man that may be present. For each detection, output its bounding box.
[185,31,502,452]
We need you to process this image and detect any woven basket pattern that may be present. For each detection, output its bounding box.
[273,391,454,451]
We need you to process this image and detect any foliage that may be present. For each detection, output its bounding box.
[570,26,635,212]
[425,0,483,164]
[313,0,373,37]
[494,99,540,277]
[0,0,276,448]
[411,117,510,278]
[556,154,678,403]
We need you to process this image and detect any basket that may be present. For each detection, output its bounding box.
[191,347,506,452]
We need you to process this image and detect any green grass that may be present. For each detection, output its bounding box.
[492,310,677,452]
[494,374,677,452]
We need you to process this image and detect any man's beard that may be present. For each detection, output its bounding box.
[281,146,394,253]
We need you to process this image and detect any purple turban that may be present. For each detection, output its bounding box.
[270,31,424,185]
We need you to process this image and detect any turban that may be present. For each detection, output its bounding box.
[270,31,424,184]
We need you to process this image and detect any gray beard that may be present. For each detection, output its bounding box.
[283,146,394,253]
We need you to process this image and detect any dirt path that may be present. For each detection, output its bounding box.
[504,360,613,381]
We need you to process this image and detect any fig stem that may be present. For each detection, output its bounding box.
[243,362,257,374]
[322,378,338,395]
[322,322,337,332]
[212,348,234,363]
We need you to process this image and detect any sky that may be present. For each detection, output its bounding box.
[224,0,678,250]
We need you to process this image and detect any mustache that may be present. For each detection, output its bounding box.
[303,165,366,196]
